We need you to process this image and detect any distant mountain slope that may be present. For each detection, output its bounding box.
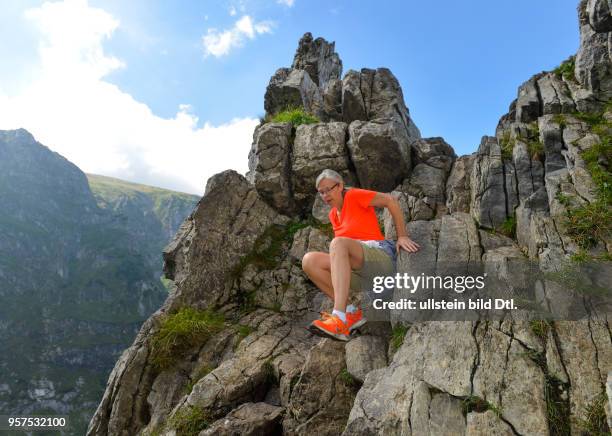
[86,174,199,275]
[0,129,197,434]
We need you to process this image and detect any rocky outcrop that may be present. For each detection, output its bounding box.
[90,6,612,435]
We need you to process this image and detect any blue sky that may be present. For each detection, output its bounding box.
[0,0,579,194]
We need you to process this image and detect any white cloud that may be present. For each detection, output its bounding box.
[0,0,259,195]
[202,15,273,58]
[277,0,295,6]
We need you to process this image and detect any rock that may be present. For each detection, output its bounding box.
[264,69,324,118]
[199,402,283,436]
[291,32,342,87]
[536,73,576,115]
[512,140,545,204]
[247,123,295,214]
[470,136,514,229]
[341,70,367,122]
[606,371,612,431]
[411,137,457,172]
[409,163,448,205]
[347,119,412,191]
[466,411,514,436]
[575,0,612,98]
[539,115,567,173]
[515,76,542,123]
[345,335,387,383]
[446,155,475,213]
[284,339,356,435]
[341,68,421,139]
[311,195,331,223]
[322,78,343,121]
[292,122,353,212]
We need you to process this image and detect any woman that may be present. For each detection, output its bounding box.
[302,169,420,341]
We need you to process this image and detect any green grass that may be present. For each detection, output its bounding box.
[167,406,210,436]
[230,217,334,312]
[500,131,516,161]
[461,395,502,418]
[150,307,225,371]
[390,324,409,352]
[544,374,571,436]
[559,109,612,250]
[266,106,319,126]
[498,214,516,238]
[553,56,576,82]
[339,368,359,388]
[552,114,567,128]
[529,320,550,339]
[575,391,610,436]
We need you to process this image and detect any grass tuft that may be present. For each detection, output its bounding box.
[553,56,576,82]
[529,320,550,340]
[498,214,517,238]
[150,308,225,371]
[167,406,210,436]
[266,106,319,127]
[576,391,610,436]
[339,368,359,388]
[390,324,409,352]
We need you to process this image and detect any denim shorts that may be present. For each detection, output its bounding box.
[359,239,397,264]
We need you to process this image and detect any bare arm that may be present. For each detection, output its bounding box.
[370,193,420,253]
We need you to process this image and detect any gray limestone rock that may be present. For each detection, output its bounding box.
[292,122,353,212]
[411,137,457,172]
[470,136,513,229]
[284,339,357,436]
[264,69,324,118]
[515,76,542,123]
[291,32,342,88]
[198,402,283,436]
[247,122,295,214]
[446,155,475,213]
[347,119,412,191]
[466,411,514,436]
[345,335,388,383]
[575,0,612,98]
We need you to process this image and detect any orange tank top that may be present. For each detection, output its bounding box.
[329,188,384,240]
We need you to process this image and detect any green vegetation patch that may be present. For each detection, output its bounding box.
[575,391,610,436]
[553,56,576,82]
[390,323,409,352]
[544,374,571,436]
[339,368,359,388]
[150,307,225,371]
[266,106,319,127]
[559,109,612,250]
[167,406,210,436]
[498,214,517,238]
[529,320,550,340]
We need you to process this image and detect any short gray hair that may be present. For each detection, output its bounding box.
[315,169,344,188]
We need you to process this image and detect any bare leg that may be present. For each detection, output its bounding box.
[329,237,364,312]
[302,252,334,300]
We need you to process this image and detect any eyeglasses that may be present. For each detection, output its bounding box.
[317,183,339,196]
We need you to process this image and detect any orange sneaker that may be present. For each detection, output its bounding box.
[310,314,350,341]
[346,309,367,332]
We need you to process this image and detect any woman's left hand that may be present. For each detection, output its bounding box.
[396,236,420,254]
